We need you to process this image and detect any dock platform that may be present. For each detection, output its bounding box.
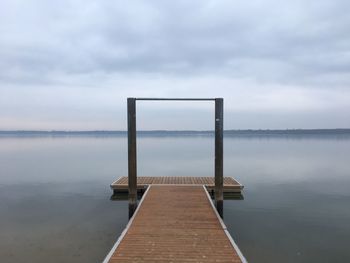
[104,185,246,262]
[111,176,244,194]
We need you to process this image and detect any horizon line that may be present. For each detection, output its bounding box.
[1,128,350,133]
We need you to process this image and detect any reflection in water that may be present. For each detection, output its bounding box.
[111,185,245,200]
[111,189,244,220]
[0,183,128,263]
[0,136,350,262]
[208,191,244,200]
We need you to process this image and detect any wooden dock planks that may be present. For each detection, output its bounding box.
[104,185,246,263]
[111,176,244,193]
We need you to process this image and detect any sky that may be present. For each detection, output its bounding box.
[0,0,349,130]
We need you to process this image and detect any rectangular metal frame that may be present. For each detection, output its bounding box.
[127,98,224,217]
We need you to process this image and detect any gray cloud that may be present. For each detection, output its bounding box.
[0,0,349,129]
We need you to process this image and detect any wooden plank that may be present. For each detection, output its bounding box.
[104,185,246,263]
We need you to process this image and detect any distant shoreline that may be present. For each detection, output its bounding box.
[1,129,350,138]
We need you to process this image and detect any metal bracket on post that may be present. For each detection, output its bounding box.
[127,98,137,219]
[215,98,224,218]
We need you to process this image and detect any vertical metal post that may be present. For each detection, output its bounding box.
[215,98,224,218]
[127,98,137,218]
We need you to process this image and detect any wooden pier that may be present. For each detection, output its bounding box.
[111,176,244,194]
[103,185,247,263]
[104,98,246,262]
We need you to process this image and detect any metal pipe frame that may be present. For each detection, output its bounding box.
[127,97,224,218]
[127,98,137,218]
[215,98,224,218]
[135,98,216,101]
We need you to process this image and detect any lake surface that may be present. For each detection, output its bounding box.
[1,135,350,262]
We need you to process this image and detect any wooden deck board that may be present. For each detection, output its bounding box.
[111,176,244,193]
[104,185,246,263]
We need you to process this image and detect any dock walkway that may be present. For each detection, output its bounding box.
[104,185,246,262]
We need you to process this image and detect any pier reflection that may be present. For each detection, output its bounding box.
[111,191,244,201]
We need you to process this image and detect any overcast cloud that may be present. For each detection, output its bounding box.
[0,0,349,130]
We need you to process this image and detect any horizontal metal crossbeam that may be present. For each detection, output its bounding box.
[134,98,217,101]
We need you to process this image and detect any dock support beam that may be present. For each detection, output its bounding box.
[215,98,224,218]
[127,98,137,218]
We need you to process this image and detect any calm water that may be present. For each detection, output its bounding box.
[1,135,350,262]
